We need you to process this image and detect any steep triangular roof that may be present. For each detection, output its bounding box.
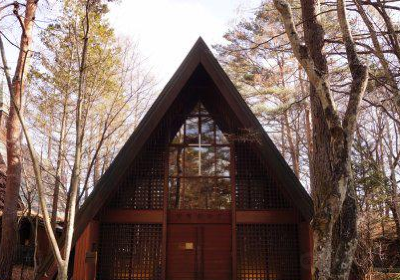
[38,37,313,278]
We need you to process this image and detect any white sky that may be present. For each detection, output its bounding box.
[107,0,261,86]
[0,0,261,92]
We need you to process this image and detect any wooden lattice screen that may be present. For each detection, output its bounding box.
[235,143,291,210]
[237,224,301,280]
[94,75,305,280]
[110,131,167,210]
[108,91,194,210]
[97,223,163,280]
[97,92,196,279]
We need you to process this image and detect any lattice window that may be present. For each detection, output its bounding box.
[110,144,165,209]
[110,113,171,209]
[235,143,291,209]
[108,92,193,210]
[97,223,163,280]
[237,224,301,280]
[168,102,232,210]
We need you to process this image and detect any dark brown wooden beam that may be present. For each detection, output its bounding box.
[231,145,237,280]
[100,210,163,223]
[236,210,300,224]
[168,210,231,224]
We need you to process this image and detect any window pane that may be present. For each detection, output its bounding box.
[200,147,215,176]
[209,178,231,209]
[172,125,184,144]
[181,178,207,209]
[168,178,179,208]
[169,178,231,210]
[201,178,216,209]
[216,147,230,176]
[197,102,208,115]
[215,124,228,144]
[168,102,232,210]
[185,116,199,144]
[201,116,214,144]
[169,147,183,176]
[185,147,200,176]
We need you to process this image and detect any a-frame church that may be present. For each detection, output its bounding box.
[40,38,313,280]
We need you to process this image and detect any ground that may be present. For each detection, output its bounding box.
[365,272,400,280]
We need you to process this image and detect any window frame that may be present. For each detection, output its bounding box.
[168,103,232,210]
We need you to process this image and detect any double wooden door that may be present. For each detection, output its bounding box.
[166,211,232,280]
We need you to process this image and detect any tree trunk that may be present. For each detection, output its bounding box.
[0,1,38,278]
[62,0,91,270]
[284,111,300,177]
[0,153,7,210]
[299,66,314,192]
[57,265,68,280]
[304,0,360,277]
[386,120,400,244]
[371,0,400,62]
[277,56,300,176]
[354,0,400,113]
[93,151,101,184]
[51,95,68,230]
[273,0,368,278]
[299,3,341,278]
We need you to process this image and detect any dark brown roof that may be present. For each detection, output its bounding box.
[38,37,313,279]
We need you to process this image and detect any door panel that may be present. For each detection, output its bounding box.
[167,223,231,280]
[202,225,231,280]
[167,225,197,280]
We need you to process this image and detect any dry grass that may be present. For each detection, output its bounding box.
[365,272,400,280]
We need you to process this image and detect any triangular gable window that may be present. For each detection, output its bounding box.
[168,102,231,209]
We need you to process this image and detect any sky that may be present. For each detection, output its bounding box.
[107,0,261,86]
[0,0,261,93]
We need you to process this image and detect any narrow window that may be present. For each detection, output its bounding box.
[168,102,231,209]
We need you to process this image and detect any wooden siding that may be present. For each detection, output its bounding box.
[168,210,231,224]
[167,224,231,280]
[236,210,300,224]
[99,209,163,223]
[299,221,313,280]
[73,220,99,280]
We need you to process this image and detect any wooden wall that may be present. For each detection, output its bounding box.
[299,221,313,280]
[73,220,99,280]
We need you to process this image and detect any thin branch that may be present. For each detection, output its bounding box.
[338,0,369,138]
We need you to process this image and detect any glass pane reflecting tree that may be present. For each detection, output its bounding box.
[169,102,231,209]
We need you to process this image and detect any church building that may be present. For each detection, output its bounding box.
[40,38,313,280]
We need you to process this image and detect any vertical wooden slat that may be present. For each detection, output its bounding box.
[72,220,99,280]
[97,223,162,279]
[162,141,169,280]
[235,143,291,210]
[87,221,99,280]
[195,226,203,280]
[299,221,313,280]
[200,226,204,280]
[73,225,87,280]
[236,224,301,280]
[231,144,237,280]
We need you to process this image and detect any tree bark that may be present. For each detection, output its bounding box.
[370,0,400,62]
[0,1,38,279]
[273,0,368,279]
[354,0,400,113]
[386,119,400,244]
[61,2,91,277]
[278,56,300,177]
[51,94,68,231]
[284,111,300,177]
